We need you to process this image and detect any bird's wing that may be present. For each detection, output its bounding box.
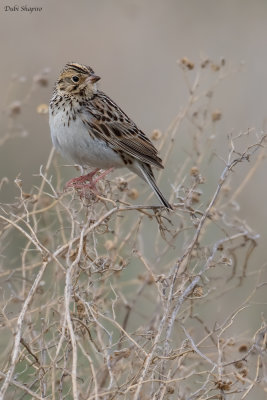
[82,91,164,169]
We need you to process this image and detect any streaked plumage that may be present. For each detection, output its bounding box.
[49,62,172,209]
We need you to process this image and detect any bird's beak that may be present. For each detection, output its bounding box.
[87,74,101,84]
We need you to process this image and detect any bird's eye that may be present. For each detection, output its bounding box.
[72,76,79,83]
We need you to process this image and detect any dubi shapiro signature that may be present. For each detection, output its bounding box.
[4,5,43,13]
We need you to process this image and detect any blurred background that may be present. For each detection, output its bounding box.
[1,0,267,335]
[1,1,267,238]
[1,1,267,397]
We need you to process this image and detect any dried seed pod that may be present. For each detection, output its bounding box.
[234,361,243,369]
[180,57,195,70]
[191,191,201,204]
[201,59,210,68]
[33,68,50,87]
[37,104,49,114]
[104,240,114,251]
[34,75,49,87]
[238,344,248,352]
[211,110,222,122]
[211,63,220,71]
[9,101,21,116]
[116,178,128,191]
[151,129,162,140]
[127,188,139,200]
[190,166,199,177]
[192,286,203,297]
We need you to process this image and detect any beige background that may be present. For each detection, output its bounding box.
[1,1,267,232]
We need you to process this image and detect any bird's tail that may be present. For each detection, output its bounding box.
[135,163,173,210]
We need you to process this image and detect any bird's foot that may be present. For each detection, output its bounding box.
[65,168,113,195]
[91,167,113,184]
[65,169,100,189]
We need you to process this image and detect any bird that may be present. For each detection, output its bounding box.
[49,62,172,210]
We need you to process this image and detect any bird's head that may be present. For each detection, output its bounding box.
[56,62,101,97]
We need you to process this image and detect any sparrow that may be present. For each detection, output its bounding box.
[49,62,172,210]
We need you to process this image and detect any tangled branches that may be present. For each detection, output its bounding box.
[0,59,266,399]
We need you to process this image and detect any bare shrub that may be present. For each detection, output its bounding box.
[0,60,266,400]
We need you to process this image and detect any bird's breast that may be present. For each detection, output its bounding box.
[49,105,123,169]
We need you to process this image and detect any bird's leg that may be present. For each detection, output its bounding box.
[75,168,114,194]
[65,169,100,189]
[92,167,114,183]
[65,168,113,194]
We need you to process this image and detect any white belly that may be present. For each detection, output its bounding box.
[49,108,123,169]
